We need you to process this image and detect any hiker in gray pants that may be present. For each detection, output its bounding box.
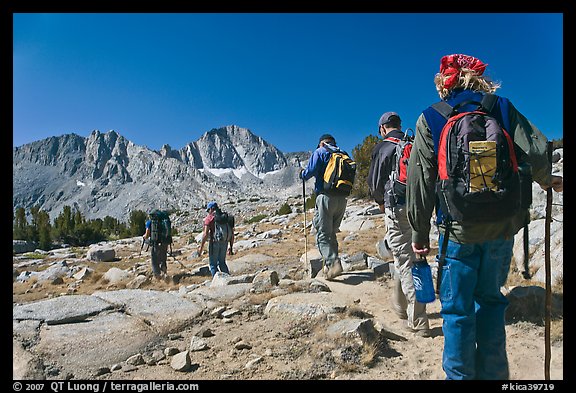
[367,112,430,337]
[384,204,429,333]
[300,133,349,280]
[312,193,347,273]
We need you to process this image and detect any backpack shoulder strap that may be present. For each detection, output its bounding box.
[434,99,489,119]
[323,143,340,154]
[480,93,498,113]
[384,136,401,145]
[431,101,455,120]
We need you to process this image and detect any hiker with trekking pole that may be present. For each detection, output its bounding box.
[299,133,355,280]
[406,53,563,380]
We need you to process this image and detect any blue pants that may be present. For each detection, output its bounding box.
[209,241,230,276]
[438,235,513,380]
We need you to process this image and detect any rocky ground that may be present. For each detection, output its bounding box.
[13,198,564,382]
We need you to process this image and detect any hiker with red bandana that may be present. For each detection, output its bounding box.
[407,53,563,379]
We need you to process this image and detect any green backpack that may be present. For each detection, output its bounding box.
[149,210,172,245]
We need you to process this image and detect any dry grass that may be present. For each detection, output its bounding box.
[550,318,563,344]
[89,272,104,284]
[361,336,386,367]
[247,291,275,306]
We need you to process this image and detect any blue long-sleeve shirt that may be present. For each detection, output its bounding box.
[300,144,350,195]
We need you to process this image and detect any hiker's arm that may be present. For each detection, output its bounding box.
[300,149,321,181]
[507,101,561,191]
[143,227,150,240]
[367,145,388,211]
[197,225,209,254]
[407,114,437,254]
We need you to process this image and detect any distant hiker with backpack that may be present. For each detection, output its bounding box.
[143,209,172,280]
[407,53,563,380]
[198,201,234,277]
[300,133,355,280]
[367,112,431,338]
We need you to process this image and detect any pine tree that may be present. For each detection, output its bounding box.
[351,134,381,198]
[13,207,28,240]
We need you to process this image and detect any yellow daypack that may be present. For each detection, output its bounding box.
[322,148,356,196]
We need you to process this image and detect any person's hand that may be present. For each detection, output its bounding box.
[299,168,304,180]
[540,175,563,192]
[412,242,430,257]
[378,204,385,214]
[228,248,234,256]
[197,246,203,255]
[550,175,563,192]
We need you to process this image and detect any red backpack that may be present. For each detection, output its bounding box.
[431,94,521,223]
[384,129,414,203]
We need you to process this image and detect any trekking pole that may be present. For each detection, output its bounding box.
[296,158,308,270]
[544,141,553,380]
[522,224,530,279]
[172,246,186,269]
[303,176,308,268]
[140,237,149,255]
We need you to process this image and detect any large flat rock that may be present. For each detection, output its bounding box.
[35,312,157,379]
[92,289,203,333]
[264,292,348,319]
[13,295,114,325]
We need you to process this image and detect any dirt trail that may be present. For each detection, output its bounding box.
[319,271,562,381]
[99,268,561,381]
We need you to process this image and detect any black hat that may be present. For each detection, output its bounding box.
[317,133,335,148]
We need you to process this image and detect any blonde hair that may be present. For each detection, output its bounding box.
[434,68,501,100]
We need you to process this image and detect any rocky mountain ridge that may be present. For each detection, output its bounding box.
[13,125,306,222]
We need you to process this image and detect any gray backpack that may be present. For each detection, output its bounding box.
[213,211,234,242]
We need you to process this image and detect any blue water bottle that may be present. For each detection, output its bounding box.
[412,258,436,303]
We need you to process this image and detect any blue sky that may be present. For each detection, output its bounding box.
[13,13,563,155]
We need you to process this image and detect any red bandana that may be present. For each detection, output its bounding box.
[440,54,487,90]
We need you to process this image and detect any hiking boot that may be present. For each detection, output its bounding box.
[414,329,432,338]
[325,259,343,280]
[403,323,432,338]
